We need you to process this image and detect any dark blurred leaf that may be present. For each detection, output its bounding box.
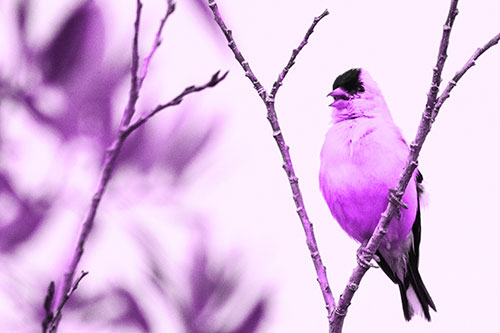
[39,0,104,85]
[115,122,149,170]
[0,198,50,253]
[13,0,131,148]
[161,109,219,179]
[54,286,150,332]
[109,287,151,333]
[134,229,173,300]
[189,247,237,314]
[0,172,51,253]
[67,66,122,144]
[189,246,213,315]
[41,281,55,332]
[117,108,219,176]
[178,242,241,332]
[15,0,35,62]
[135,229,269,333]
[227,299,267,333]
[16,0,29,38]
[52,62,129,148]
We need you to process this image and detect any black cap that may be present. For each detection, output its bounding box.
[332,68,365,95]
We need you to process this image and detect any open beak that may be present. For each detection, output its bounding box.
[327,88,349,107]
[327,88,349,100]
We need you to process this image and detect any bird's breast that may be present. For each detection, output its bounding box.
[319,119,416,245]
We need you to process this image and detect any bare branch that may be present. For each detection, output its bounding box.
[207,0,268,101]
[125,70,228,134]
[424,0,460,116]
[46,271,89,333]
[332,1,460,331]
[138,0,176,90]
[41,282,55,332]
[207,0,335,319]
[270,9,329,98]
[55,1,142,311]
[55,1,145,312]
[48,1,226,331]
[433,31,500,119]
[121,0,143,128]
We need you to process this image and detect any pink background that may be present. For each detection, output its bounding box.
[0,0,499,332]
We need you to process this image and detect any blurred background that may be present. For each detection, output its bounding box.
[0,0,499,332]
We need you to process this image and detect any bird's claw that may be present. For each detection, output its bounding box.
[356,246,380,269]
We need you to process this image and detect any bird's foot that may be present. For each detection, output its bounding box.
[356,246,380,269]
[388,188,408,209]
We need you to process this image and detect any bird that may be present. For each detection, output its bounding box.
[319,68,436,321]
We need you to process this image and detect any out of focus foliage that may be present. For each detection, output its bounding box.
[0,1,268,332]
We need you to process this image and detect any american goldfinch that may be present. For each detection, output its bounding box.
[319,68,436,320]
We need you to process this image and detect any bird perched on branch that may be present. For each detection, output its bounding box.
[319,68,436,321]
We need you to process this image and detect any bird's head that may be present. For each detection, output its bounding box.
[327,68,391,120]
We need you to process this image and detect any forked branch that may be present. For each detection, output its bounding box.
[332,0,500,331]
[207,0,335,320]
[44,1,226,331]
[208,0,500,332]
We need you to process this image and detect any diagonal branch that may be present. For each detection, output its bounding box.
[332,0,459,329]
[207,0,268,101]
[55,1,145,311]
[46,271,89,333]
[270,9,329,98]
[432,31,500,119]
[207,0,335,319]
[138,0,176,90]
[46,1,226,332]
[125,70,228,134]
[423,0,460,117]
[331,1,498,331]
[121,0,143,128]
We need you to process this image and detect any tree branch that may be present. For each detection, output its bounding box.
[270,9,329,98]
[432,31,500,120]
[46,271,88,333]
[138,0,176,90]
[207,0,335,319]
[125,70,228,134]
[331,1,498,331]
[207,0,267,101]
[121,0,143,128]
[46,1,226,331]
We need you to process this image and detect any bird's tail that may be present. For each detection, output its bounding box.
[400,261,436,321]
[377,249,436,321]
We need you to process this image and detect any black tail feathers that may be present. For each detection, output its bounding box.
[377,249,436,321]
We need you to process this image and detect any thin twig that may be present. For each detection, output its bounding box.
[121,0,143,128]
[138,0,176,90]
[46,271,89,333]
[56,0,145,308]
[207,0,267,101]
[207,0,335,319]
[41,282,55,332]
[331,1,461,331]
[432,31,500,119]
[47,1,226,331]
[126,70,228,134]
[57,0,144,306]
[270,9,329,98]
